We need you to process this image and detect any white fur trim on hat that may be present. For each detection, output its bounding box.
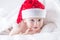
[22,8,46,19]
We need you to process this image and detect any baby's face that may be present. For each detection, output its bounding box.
[24,18,44,32]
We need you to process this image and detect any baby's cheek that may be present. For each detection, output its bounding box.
[27,22,33,28]
[29,22,34,26]
[39,22,43,27]
[29,22,33,26]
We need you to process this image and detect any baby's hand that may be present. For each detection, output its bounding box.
[23,28,35,35]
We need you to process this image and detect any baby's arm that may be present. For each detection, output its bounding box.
[9,25,27,35]
[0,27,12,35]
[9,27,21,35]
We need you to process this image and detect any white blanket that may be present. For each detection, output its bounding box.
[0,33,59,40]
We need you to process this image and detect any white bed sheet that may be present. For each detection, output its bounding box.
[0,33,59,40]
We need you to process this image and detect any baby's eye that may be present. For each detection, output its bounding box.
[30,19,34,22]
[38,19,41,21]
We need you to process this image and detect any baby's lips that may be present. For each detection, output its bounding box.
[33,27,38,29]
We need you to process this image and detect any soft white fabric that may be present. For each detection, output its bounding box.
[13,33,57,40]
[41,22,57,33]
[0,33,59,40]
[22,8,46,19]
[45,0,60,26]
[0,17,10,32]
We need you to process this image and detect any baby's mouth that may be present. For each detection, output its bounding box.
[33,27,38,29]
[34,27,38,29]
[28,27,39,31]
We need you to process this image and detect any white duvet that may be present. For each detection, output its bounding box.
[0,32,60,40]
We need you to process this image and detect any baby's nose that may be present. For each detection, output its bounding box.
[34,21,38,26]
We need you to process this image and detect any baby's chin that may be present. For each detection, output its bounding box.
[32,29,40,32]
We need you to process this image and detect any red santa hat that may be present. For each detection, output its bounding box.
[17,0,46,24]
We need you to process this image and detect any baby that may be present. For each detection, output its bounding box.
[9,0,56,35]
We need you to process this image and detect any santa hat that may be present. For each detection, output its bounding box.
[17,0,46,24]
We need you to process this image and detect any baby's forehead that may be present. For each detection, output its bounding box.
[25,18,42,20]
